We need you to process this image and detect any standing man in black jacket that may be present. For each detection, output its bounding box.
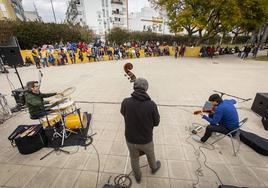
[120,78,161,183]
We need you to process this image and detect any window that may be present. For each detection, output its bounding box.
[0,3,7,11]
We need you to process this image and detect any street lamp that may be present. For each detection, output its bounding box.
[50,0,57,23]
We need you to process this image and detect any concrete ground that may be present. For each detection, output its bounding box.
[0,55,268,188]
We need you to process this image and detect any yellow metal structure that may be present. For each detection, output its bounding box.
[20,46,200,65]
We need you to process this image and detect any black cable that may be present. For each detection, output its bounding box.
[91,143,100,188]
[4,71,16,90]
[185,123,224,187]
[77,100,249,187]
[108,164,148,188]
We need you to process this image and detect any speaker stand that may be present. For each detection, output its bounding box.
[14,65,24,89]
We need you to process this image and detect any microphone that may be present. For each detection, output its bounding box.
[38,70,43,88]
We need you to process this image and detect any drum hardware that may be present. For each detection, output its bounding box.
[39,87,92,159]
[39,111,70,160]
[53,101,78,146]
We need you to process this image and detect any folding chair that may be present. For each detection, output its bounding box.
[219,118,248,156]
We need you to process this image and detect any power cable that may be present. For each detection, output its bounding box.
[4,71,16,90]
[77,100,250,188]
[185,123,231,187]
[91,143,100,188]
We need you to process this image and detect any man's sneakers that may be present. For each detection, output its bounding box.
[151,160,161,174]
[134,160,161,183]
[192,135,203,143]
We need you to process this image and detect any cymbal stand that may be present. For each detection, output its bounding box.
[55,102,77,146]
[40,111,70,160]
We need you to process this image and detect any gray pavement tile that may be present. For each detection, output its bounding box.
[4,165,41,187]
[1,56,268,188]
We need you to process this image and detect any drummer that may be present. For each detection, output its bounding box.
[25,81,62,119]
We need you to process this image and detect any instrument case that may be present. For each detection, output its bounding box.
[240,130,268,156]
[8,124,48,155]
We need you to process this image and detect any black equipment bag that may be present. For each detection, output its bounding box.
[8,124,48,155]
[240,130,268,156]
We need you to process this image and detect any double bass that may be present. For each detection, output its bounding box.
[124,63,136,82]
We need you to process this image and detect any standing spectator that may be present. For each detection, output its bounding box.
[32,49,41,69]
[208,46,215,58]
[98,47,104,61]
[41,49,48,67]
[252,45,259,58]
[62,49,68,64]
[69,50,76,64]
[174,46,179,58]
[120,78,161,183]
[179,45,186,57]
[78,50,84,63]
[241,46,251,60]
[107,47,113,60]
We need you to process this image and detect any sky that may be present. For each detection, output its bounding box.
[22,0,150,23]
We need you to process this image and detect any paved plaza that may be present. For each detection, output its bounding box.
[0,55,268,188]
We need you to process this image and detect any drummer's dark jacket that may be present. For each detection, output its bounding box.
[120,89,160,145]
[25,91,56,117]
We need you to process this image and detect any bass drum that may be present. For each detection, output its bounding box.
[65,112,87,129]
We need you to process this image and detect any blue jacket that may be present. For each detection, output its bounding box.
[202,99,239,130]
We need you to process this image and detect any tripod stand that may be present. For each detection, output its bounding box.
[40,147,70,160]
[39,108,71,160]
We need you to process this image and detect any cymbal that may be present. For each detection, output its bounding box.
[49,97,67,105]
[55,87,76,98]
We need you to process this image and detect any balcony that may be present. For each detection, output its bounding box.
[111,0,123,5]
[112,10,124,15]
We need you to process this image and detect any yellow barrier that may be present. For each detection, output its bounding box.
[20,46,201,65]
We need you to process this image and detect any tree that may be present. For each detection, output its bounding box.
[106,27,130,45]
[150,0,268,45]
[231,0,268,43]
[0,20,94,49]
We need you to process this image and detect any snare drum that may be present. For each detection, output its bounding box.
[51,100,76,114]
[65,112,87,129]
[40,114,61,128]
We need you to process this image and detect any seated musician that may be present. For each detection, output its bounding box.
[193,94,239,143]
[25,81,60,119]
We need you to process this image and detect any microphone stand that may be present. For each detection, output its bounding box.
[213,90,252,102]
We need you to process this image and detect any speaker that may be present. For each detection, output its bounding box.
[0,46,23,66]
[251,93,268,117]
[262,110,268,130]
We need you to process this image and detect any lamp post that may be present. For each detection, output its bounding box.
[126,0,129,30]
[50,0,57,23]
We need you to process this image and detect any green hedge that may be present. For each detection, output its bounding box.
[0,20,94,49]
[107,28,250,45]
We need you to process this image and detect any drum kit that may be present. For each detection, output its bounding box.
[39,87,88,146]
